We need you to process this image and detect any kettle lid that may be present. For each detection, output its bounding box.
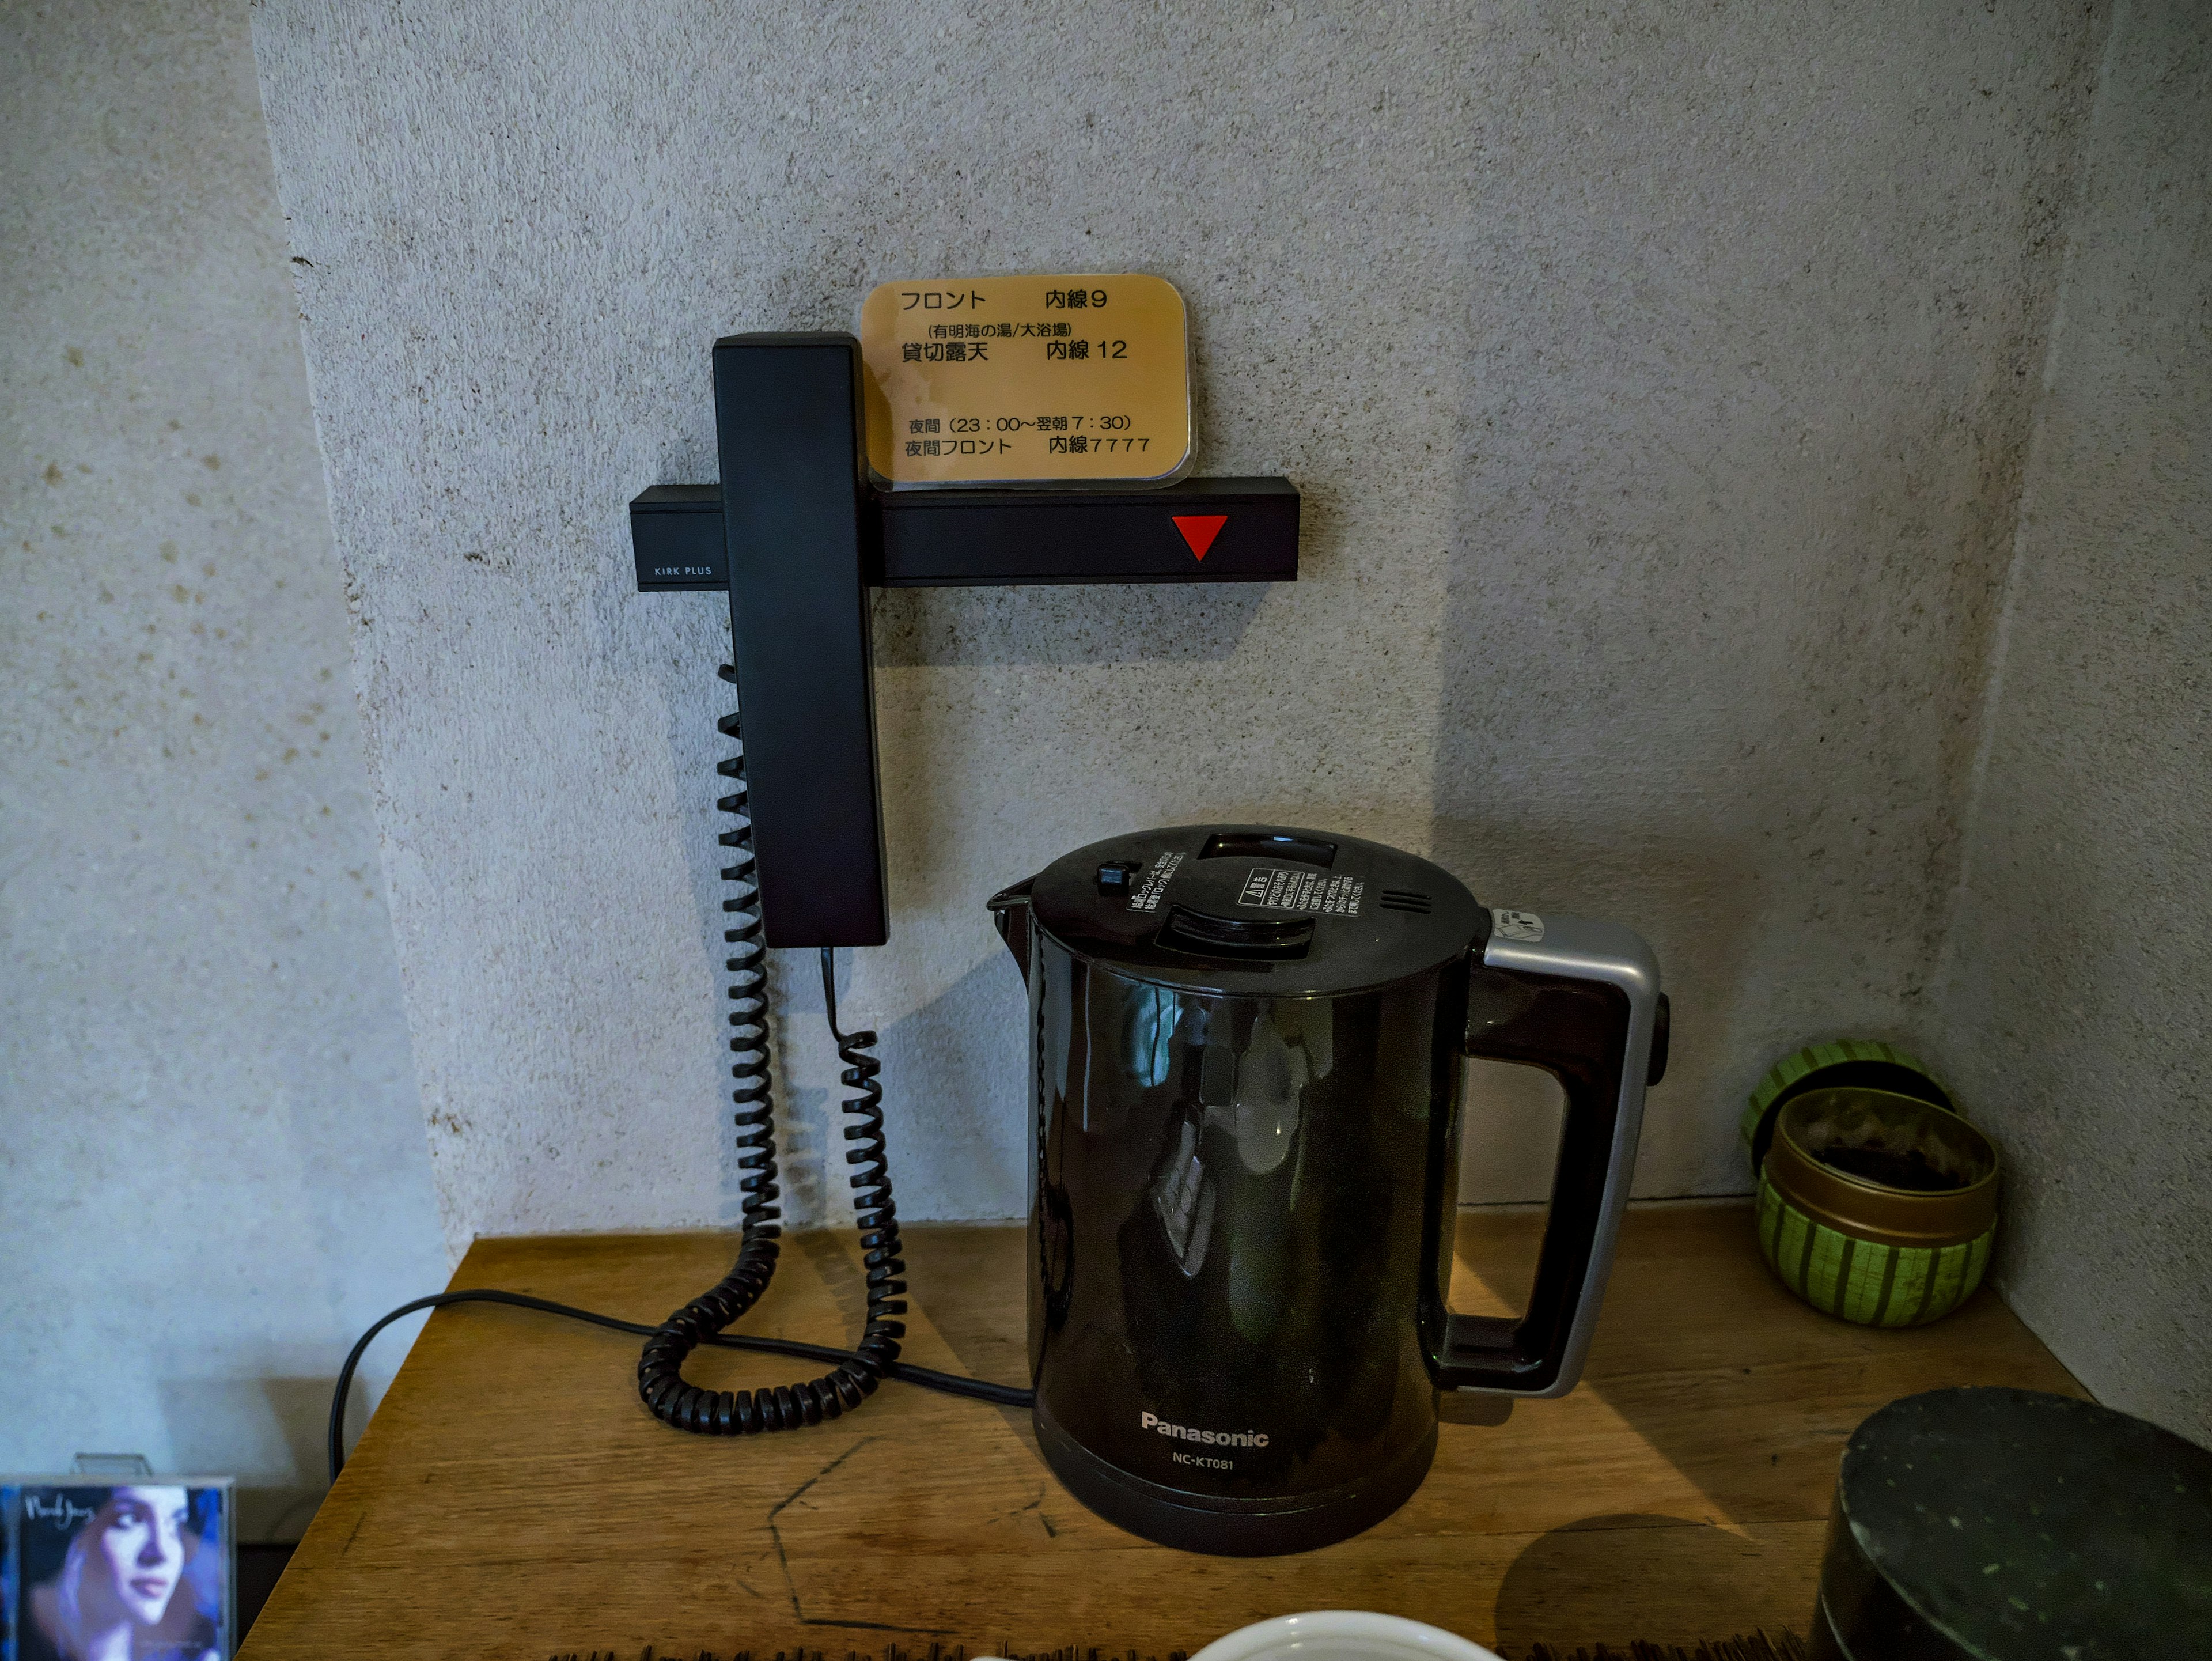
[1025,824,1487,996]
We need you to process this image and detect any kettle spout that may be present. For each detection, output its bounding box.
[987,877,1036,979]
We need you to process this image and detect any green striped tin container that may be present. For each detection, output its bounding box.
[1756,1087,1999,1328]
[1739,1038,1957,1177]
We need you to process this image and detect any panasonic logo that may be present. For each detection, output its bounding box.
[1139,1410,1268,1448]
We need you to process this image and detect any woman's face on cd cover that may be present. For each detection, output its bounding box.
[90,1485,190,1626]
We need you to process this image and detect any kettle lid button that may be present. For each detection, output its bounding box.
[1095,859,1142,897]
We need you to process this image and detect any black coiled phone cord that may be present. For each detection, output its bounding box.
[326,665,1028,1483]
[634,668,910,1435]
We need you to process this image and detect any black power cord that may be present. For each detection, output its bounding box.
[328,1289,1030,1482]
[327,665,1031,1482]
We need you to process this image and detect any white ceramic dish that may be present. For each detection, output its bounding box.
[1188,1611,1504,1661]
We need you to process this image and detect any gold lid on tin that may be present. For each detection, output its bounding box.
[1766,1087,1999,1250]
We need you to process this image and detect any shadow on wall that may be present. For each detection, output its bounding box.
[1433,808,1763,1195]
[873,581,1270,669]
[1415,50,2072,1198]
[156,1376,342,1543]
[1945,809,2101,1304]
[1425,270,1774,1194]
[1458,1060,1568,1205]
[1941,733,2212,1433]
[872,955,1029,1220]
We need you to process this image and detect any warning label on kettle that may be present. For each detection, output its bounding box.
[1237,868,1365,917]
[1127,852,1184,914]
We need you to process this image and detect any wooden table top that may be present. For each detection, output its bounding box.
[241,1202,2079,1660]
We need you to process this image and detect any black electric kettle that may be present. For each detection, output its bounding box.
[988,824,1667,1556]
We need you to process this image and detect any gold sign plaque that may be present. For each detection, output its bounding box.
[859,273,1191,487]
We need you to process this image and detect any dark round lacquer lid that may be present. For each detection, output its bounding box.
[1828,1387,2212,1659]
[1025,823,1487,998]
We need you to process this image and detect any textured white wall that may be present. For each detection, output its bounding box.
[0,2,445,1539]
[248,0,2108,1249]
[1936,0,2211,1444]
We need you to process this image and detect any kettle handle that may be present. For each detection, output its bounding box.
[1433,911,1667,1399]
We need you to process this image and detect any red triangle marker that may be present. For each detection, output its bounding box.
[1172,514,1228,560]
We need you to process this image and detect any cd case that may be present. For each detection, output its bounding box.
[1,1478,233,1661]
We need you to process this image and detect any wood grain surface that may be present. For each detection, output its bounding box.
[239,1203,2080,1660]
